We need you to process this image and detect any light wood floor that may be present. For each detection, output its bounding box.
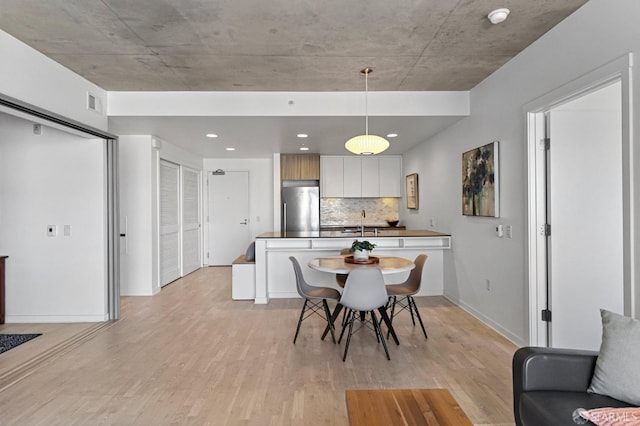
[0,267,517,425]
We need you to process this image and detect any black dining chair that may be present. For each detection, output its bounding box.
[289,256,341,344]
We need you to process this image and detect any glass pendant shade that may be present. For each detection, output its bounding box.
[345,67,389,155]
[345,134,390,155]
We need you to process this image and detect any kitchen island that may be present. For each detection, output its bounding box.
[254,230,451,304]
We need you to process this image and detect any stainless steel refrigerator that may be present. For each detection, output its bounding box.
[282,182,320,232]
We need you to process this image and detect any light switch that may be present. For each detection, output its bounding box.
[47,225,57,237]
[496,224,504,238]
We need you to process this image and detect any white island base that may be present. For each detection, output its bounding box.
[254,232,451,304]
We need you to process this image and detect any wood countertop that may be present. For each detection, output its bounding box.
[256,229,450,238]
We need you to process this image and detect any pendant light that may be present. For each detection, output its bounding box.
[345,68,389,155]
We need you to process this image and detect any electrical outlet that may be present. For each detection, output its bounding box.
[429,218,436,227]
[47,225,57,237]
[486,279,491,291]
[64,225,72,236]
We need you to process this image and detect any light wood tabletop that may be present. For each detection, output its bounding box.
[308,255,415,275]
[345,388,473,426]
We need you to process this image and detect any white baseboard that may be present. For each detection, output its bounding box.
[443,294,527,347]
[5,313,109,323]
[121,287,161,296]
[268,291,300,299]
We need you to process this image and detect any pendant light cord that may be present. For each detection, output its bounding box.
[364,70,369,136]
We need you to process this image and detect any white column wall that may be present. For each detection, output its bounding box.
[0,112,108,322]
[119,135,202,295]
[119,135,159,296]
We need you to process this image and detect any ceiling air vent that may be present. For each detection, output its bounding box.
[87,92,103,114]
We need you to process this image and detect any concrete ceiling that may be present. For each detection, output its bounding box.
[0,0,588,157]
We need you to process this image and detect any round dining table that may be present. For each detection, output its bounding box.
[308,255,414,346]
[307,255,415,275]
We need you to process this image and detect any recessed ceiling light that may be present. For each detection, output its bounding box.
[206,133,218,138]
[299,147,309,151]
[225,147,235,151]
[297,133,308,138]
[387,133,398,138]
[488,8,510,24]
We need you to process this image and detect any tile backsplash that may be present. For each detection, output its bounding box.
[321,198,400,227]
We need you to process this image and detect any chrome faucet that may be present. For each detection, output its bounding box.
[360,209,366,236]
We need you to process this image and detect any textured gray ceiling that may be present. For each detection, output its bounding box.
[0,0,588,92]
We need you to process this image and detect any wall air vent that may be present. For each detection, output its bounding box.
[87,92,103,114]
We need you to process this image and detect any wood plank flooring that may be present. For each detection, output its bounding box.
[0,267,517,425]
[346,388,473,425]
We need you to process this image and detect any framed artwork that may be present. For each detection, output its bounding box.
[462,141,499,217]
[406,173,418,209]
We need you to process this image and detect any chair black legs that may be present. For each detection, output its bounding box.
[321,299,336,343]
[409,297,428,339]
[293,299,308,344]
[293,298,336,344]
[339,308,391,361]
[387,295,428,340]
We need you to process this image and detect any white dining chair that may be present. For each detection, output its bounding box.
[338,268,394,361]
[289,256,341,344]
[385,254,429,339]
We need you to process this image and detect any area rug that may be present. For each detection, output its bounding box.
[0,334,42,354]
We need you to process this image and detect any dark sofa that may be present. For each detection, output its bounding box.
[513,346,632,426]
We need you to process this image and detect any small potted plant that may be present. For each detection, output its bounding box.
[350,240,376,260]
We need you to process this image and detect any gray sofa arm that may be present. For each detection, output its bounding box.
[513,346,599,425]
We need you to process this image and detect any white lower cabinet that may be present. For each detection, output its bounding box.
[253,235,451,304]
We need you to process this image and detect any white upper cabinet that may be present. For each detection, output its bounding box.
[320,156,344,197]
[343,156,363,197]
[379,156,402,197]
[320,155,402,198]
[361,157,380,197]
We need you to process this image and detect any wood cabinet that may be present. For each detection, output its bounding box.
[280,154,320,180]
[320,155,402,198]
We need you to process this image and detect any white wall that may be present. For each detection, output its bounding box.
[402,0,640,345]
[0,30,108,131]
[202,158,273,264]
[0,112,108,322]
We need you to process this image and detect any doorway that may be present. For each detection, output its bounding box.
[526,55,632,349]
[207,170,250,265]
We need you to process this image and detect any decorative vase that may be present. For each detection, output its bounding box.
[353,249,369,260]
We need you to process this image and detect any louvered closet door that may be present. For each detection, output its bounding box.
[182,167,201,275]
[160,160,181,286]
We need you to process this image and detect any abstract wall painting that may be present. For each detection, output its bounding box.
[462,141,499,217]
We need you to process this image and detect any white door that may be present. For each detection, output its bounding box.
[159,160,181,286]
[208,171,250,265]
[182,166,201,275]
[548,82,623,350]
